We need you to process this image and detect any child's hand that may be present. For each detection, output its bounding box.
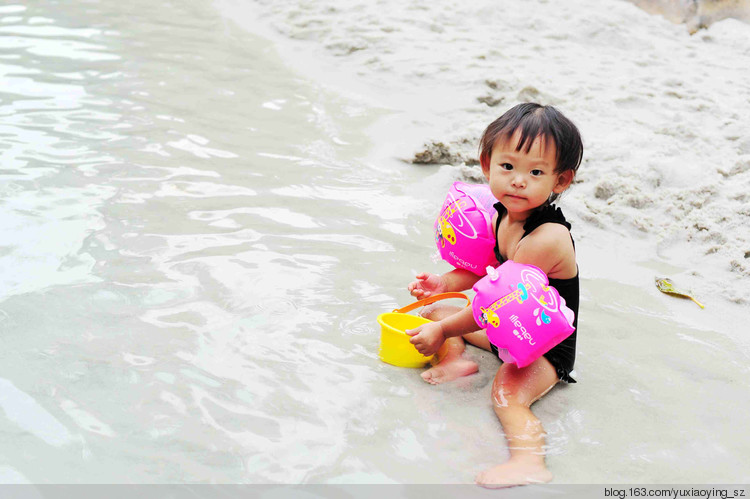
[406,322,445,356]
[407,273,447,299]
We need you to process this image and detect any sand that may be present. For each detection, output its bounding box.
[226,0,750,308]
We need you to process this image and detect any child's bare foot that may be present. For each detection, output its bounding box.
[475,458,553,489]
[421,358,478,384]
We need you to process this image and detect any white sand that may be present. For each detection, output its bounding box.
[229,0,750,307]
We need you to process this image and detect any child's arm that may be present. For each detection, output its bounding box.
[408,268,482,298]
[406,305,478,356]
[442,268,484,291]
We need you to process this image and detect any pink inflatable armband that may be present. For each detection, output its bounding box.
[435,182,498,276]
[472,260,575,368]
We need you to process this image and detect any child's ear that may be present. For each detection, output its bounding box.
[553,170,574,193]
[480,159,491,181]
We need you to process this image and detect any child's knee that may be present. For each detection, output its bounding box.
[418,304,461,321]
[418,304,440,320]
[489,358,559,410]
[490,371,534,409]
[491,382,524,410]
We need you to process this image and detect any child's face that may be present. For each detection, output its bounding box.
[483,132,572,215]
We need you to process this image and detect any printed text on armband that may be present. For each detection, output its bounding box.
[508,314,536,346]
[448,251,478,271]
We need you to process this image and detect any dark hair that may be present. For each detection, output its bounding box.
[479,103,583,176]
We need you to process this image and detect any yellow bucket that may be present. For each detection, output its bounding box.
[377,313,434,368]
[377,292,470,368]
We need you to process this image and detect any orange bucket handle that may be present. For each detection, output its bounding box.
[393,292,471,314]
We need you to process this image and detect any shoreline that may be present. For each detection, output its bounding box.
[216,0,750,313]
[3,0,748,485]
[217,2,750,484]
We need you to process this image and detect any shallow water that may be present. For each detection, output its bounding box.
[1,0,749,485]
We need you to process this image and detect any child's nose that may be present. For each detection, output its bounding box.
[511,174,526,188]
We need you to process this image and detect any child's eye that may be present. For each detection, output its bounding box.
[500,163,513,171]
[531,169,544,177]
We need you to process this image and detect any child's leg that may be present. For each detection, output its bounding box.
[418,305,479,384]
[475,356,559,488]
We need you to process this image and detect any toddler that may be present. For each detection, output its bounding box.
[406,102,583,488]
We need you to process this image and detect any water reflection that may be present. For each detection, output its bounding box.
[0,0,409,483]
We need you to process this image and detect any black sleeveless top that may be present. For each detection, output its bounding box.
[492,202,579,383]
